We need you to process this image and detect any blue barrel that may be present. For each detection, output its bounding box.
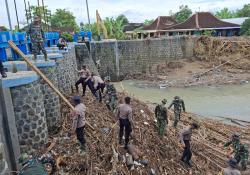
[0,32,11,61]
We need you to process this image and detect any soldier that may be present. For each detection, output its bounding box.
[70,96,87,153]
[154,99,168,138]
[0,60,7,78]
[168,96,186,128]
[103,76,118,112]
[222,158,241,175]
[27,16,48,61]
[224,133,249,170]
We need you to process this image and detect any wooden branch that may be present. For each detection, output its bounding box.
[8,41,94,130]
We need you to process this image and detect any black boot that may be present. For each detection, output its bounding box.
[1,71,7,78]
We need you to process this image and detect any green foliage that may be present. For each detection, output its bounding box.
[103,16,126,39]
[215,8,236,19]
[61,32,73,42]
[240,18,250,35]
[82,23,99,40]
[144,19,154,25]
[51,9,79,32]
[116,14,129,26]
[236,4,250,17]
[202,30,215,36]
[0,26,9,31]
[174,5,192,23]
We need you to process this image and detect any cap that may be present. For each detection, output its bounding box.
[72,96,81,104]
[162,99,167,104]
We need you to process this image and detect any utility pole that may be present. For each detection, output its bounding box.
[13,0,20,31]
[5,0,13,31]
[41,0,47,31]
[24,0,29,26]
[28,1,32,23]
[85,0,91,25]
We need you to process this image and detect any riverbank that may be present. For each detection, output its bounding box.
[125,59,250,88]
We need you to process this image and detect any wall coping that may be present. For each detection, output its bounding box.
[26,53,63,60]
[1,71,38,88]
[32,60,56,68]
[3,61,27,72]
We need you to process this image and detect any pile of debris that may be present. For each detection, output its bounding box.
[43,92,250,175]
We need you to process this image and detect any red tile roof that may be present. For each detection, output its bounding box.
[165,12,240,31]
[143,16,177,30]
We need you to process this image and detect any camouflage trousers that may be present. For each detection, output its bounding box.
[157,118,166,137]
[32,41,47,60]
[235,153,248,170]
[173,112,181,128]
[106,95,117,112]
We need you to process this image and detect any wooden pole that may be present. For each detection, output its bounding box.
[8,41,94,130]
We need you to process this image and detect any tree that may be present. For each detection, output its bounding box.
[240,18,250,35]
[116,14,129,26]
[236,4,250,17]
[51,9,79,32]
[174,5,192,23]
[144,19,154,25]
[215,8,236,19]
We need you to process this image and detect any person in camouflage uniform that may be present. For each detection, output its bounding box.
[168,96,186,128]
[103,76,118,112]
[27,16,48,61]
[155,99,168,138]
[224,133,249,170]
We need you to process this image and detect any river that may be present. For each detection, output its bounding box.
[114,80,250,122]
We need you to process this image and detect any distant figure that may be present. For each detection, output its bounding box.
[117,97,134,149]
[103,76,118,112]
[155,99,168,138]
[224,133,249,170]
[27,16,47,61]
[71,96,87,153]
[57,37,67,50]
[0,60,7,78]
[91,73,105,102]
[74,65,94,96]
[179,123,199,166]
[222,158,241,175]
[168,96,186,128]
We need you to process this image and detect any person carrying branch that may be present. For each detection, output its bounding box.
[179,123,199,167]
[168,96,186,128]
[71,96,87,153]
[155,99,168,138]
[117,96,134,149]
[74,65,94,96]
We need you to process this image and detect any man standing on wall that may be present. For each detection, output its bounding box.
[180,123,199,166]
[168,96,186,128]
[155,99,168,138]
[75,65,94,97]
[27,16,48,61]
[0,60,7,78]
[117,96,134,149]
[71,96,87,153]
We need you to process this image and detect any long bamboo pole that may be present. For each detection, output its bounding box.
[8,41,94,130]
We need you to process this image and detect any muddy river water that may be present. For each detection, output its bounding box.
[114,80,250,122]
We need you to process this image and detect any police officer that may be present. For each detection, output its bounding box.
[92,73,105,102]
[117,96,133,149]
[168,96,186,128]
[27,16,48,61]
[104,76,118,112]
[155,99,168,138]
[71,96,87,152]
[0,60,7,78]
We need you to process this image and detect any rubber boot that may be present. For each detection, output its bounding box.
[1,71,7,78]
[44,53,48,61]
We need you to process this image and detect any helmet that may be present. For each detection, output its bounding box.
[72,96,81,105]
[232,133,240,141]
[174,96,180,100]
[228,158,238,168]
[162,99,167,104]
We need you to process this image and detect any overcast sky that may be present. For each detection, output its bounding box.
[0,0,249,28]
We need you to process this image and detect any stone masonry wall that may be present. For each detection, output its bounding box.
[10,80,48,154]
[0,134,8,174]
[39,66,61,133]
[90,37,194,80]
